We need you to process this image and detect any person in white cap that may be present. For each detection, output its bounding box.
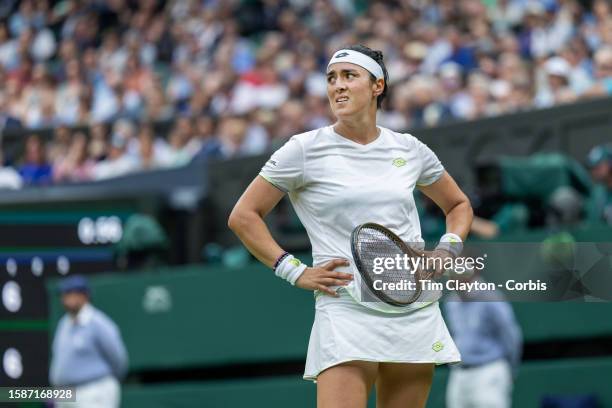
[535,56,576,108]
[229,44,472,408]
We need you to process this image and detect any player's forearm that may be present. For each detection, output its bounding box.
[228,209,285,267]
[444,200,473,240]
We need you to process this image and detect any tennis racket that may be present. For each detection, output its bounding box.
[351,223,434,306]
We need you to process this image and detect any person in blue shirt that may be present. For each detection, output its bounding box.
[583,46,612,98]
[50,275,128,408]
[18,134,52,186]
[443,276,522,408]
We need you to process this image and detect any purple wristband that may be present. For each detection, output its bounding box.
[273,252,290,271]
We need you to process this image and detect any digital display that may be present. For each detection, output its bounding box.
[0,210,131,320]
[0,332,49,386]
[0,203,141,386]
[0,212,127,247]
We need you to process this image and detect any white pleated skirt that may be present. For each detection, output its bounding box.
[303,288,461,381]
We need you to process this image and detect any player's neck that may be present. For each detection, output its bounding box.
[334,114,379,145]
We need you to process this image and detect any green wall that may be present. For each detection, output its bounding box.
[120,358,612,408]
[48,263,612,371]
[48,263,315,371]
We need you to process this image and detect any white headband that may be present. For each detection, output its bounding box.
[327,49,384,80]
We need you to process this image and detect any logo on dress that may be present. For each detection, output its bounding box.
[392,158,407,167]
[432,341,444,352]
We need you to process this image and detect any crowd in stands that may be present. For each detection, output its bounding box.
[0,0,611,190]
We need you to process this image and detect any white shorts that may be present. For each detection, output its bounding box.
[57,376,120,408]
[447,359,512,408]
[304,289,461,381]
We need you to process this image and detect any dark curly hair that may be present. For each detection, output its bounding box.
[345,44,389,109]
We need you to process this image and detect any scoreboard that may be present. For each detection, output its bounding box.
[0,209,133,319]
[0,201,141,386]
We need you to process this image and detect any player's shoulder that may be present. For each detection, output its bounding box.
[287,126,334,149]
[380,126,422,148]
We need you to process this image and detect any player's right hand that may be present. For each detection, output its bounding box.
[295,259,353,297]
[422,248,455,279]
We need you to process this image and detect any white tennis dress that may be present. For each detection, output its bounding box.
[259,125,461,381]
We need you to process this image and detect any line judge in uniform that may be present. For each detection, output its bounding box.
[229,45,473,408]
[50,275,128,408]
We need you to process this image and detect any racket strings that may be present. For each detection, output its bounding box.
[356,227,420,304]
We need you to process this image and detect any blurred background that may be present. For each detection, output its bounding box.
[0,0,611,406]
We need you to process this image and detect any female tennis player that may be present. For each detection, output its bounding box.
[228,45,473,408]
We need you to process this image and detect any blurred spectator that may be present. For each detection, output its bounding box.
[135,123,167,170]
[18,134,52,185]
[162,116,196,166]
[546,186,585,227]
[0,22,19,70]
[558,40,593,94]
[534,56,577,107]
[90,67,121,123]
[88,122,109,162]
[53,132,95,183]
[92,127,138,180]
[111,119,138,157]
[0,0,610,188]
[0,0,606,134]
[585,144,612,225]
[582,46,612,98]
[50,275,127,408]
[0,148,22,189]
[521,0,574,59]
[0,90,22,132]
[47,125,71,165]
[20,63,57,128]
[273,100,308,140]
[231,56,290,114]
[144,74,174,121]
[444,276,523,408]
[217,115,267,158]
[191,115,223,161]
[123,52,153,96]
[54,58,88,125]
[410,73,453,127]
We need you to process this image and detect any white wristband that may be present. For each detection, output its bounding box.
[275,254,307,285]
[436,233,463,257]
